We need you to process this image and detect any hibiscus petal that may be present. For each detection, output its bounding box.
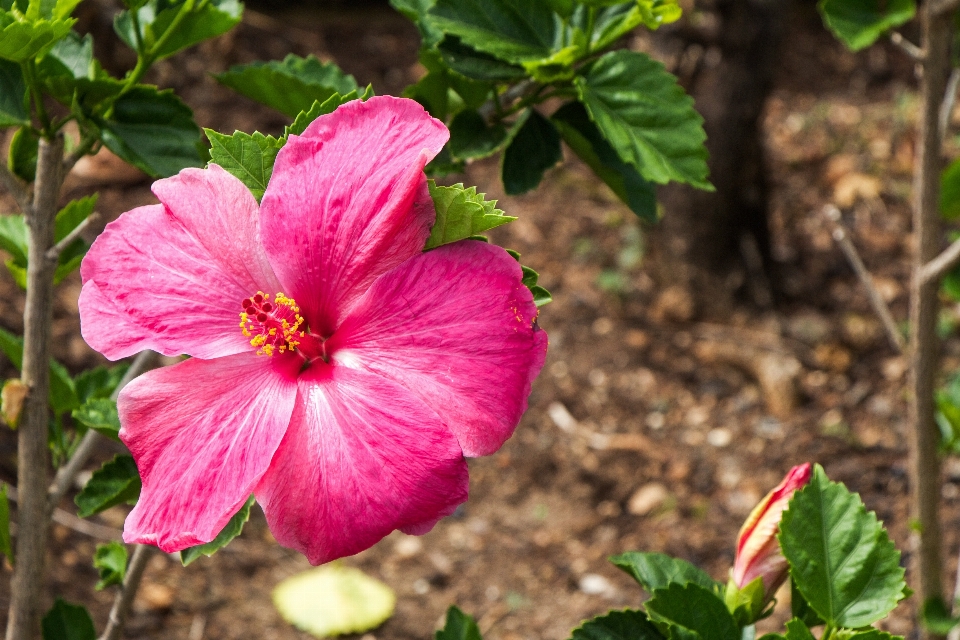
[79,165,280,360]
[259,96,448,336]
[119,353,300,552]
[255,364,468,565]
[328,240,548,457]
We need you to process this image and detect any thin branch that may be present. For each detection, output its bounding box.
[47,350,156,514]
[823,205,906,352]
[99,544,155,640]
[45,213,99,261]
[933,0,960,17]
[477,79,536,122]
[62,135,99,175]
[6,486,121,541]
[941,67,960,139]
[0,163,32,215]
[891,31,925,61]
[919,236,960,285]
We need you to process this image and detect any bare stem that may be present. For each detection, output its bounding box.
[910,6,951,639]
[823,205,905,352]
[477,80,537,122]
[0,163,32,215]
[6,136,65,640]
[99,544,155,640]
[942,67,960,140]
[891,31,925,61]
[46,213,99,261]
[919,235,960,285]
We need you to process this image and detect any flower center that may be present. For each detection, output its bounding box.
[239,292,305,357]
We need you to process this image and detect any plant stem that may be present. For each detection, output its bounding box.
[5,135,65,640]
[910,5,951,639]
[99,544,155,640]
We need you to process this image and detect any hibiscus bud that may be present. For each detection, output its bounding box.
[733,463,812,603]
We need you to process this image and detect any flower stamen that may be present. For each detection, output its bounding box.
[239,291,305,356]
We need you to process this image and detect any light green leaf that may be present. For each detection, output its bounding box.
[0,326,78,415]
[425,181,515,250]
[41,599,95,640]
[783,618,815,640]
[96,85,203,178]
[180,495,254,566]
[273,565,396,638]
[26,0,81,20]
[43,30,91,77]
[818,0,915,51]
[552,100,657,222]
[0,59,27,126]
[0,483,12,565]
[216,54,358,117]
[72,397,121,442]
[8,125,38,182]
[0,13,74,62]
[73,363,128,403]
[575,50,711,189]
[568,609,665,640]
[428,0,562,64]
[206,130,282,202]
[1,197,92,287]
[779,464,907,628]
[436,606,482,640]
[114,0,242,60]
[55,194,96,243]
[790,578,823,628]
[0,213,27,264]
[93,541,127,590]
[835,630,902,640]
[609,551,721,594]
[645,582,739,640]
[75,454,141,518]
[284,86,374,138]
[502,108,562,195]
[390,0,443,47]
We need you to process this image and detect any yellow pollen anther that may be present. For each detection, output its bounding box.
[239,291,305,356]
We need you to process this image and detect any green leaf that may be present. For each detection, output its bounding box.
[43,29,91,76]
[425,181,516,250]
[73,363,128,403]
[75,454,141,518]
[41,599,95,640]
[284,86,374,138]
[922,597,960,635]
[26,0,81,20]
[448,110,510,161]
[93,541,127,590]
[437,36,526,81]
[428,0,561,64]
[575,50,711,189]
[72,397,121,442]
[0,13,75,62]
[436,606,482,640]
[8,126,38,182]
[181,495,254,566]
[782,618,815,640]
[273,565,396,638]
[942,158,960,220]
[0,327,78,414]
[96,85,203,178]
[0,213,27,265]
[0,59,27,126]
[1,197,92,287]
[0,483,12,565]
[835,631,902,640]
[206,130,281,202]
[552,101,657,222]
[569,609,666,640]
[790,578,823,628]
[779,464,907,628]
[818,0,915,51]
[216,54,358,117]
[114,0,242,60]
[609,551,721,594]
[54,194,96,243]
[645,582,739,640]
[529,284,552,306]
[390,0,443,47]
[502,109,562,194]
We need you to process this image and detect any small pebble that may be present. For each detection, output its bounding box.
[579,573,615,597]
[627,483,668,516]
[706,427,732,447]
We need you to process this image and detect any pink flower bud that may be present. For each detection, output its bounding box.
[733,463,812,601]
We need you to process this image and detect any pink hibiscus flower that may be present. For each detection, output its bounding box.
[78,96,547,564]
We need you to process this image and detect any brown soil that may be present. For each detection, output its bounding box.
[0,2,954,639]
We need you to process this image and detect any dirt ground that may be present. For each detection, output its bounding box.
[0,2,955,639]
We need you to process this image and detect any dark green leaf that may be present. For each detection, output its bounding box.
[428,0,561,64]
[529,285,552,307]
[390,0,443,47]
[425,145,465,177]
[569,609,665,640]
[96,85,203,178]
[181,495,254,565]
[783,619,815,640]
[437,37,526,81]
[779,464,907,628]
[0,13,74,62]
[75,454,141,518]
[8,126,38,182]
[72,397,121,441]
[0,59,27,126]
[425,181,515,249]
[942,158,960,220]
[818,0,915,51]
[552,100,657,221]
[436,606,482,640]
[0,483,12,565]
[216,54,357,117]
[284,86,374,138]
[790,577,823,628]
[115,0,242,60]
[73,364,128,403]
[449,110,509,161]
[921,597,960,635]
[206,130,281,202]
[42,599,95,640]
[575,50,711,189]
[93,541,127,590]
[645,582,739,640]
[609,551,721,594]
[0,327,78,414]
[502,109,562,195]
[403,47,492,120]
